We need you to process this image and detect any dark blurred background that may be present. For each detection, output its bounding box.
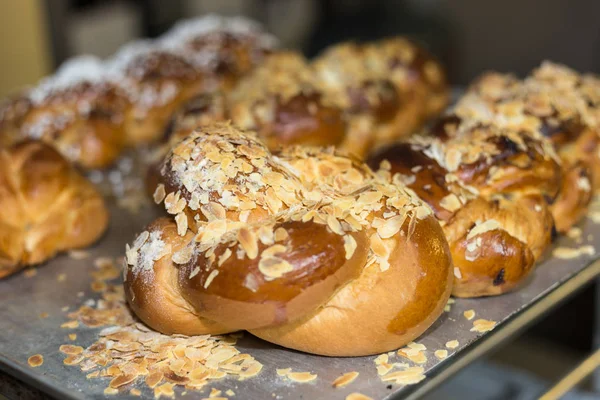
[1,1,600,398]
[2,0,600,97]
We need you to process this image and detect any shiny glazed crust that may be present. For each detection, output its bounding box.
[227,52,347,149]
[369,121,560,298]
[0,141,109,278]
[456,62,600,232]
[124,123,453,356]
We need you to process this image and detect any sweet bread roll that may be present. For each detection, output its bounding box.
[125,123,452,356]
[369,121,560,297]
[0,16,277,169]
[456,62,600,232]
[8,57,130,169]
[226,52,347,149]
[314,38,448,155]
[162,15,278,92]
[0,141,109,278]
[113,43,205,145]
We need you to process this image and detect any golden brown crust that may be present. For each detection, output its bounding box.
[0,16,278,169]
[227,52,347,148]
[444,195,551,297]
[178,222,370,331]
[251,214,452,356]
[369,121,560,297]
[314,38,449,154]
[118,49,205,145]
[20,79,130,169]
[456,62,600,231]
[124,218,233,335]
[0,141,109,278]
[551,162,593,232]
[125,123,452,356]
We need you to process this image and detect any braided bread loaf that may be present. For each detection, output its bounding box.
[0,57,131,170]
[0,141,108,278]
[125,123,452,356]
[369,121,560,297]
[226,52,347,149]
[369,62,600,297]
[157,37,449,163]
[314,38,448,154]
[455,62,600,232]
[0,16,277,169]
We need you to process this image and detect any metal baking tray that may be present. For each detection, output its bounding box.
[1,165,600,400]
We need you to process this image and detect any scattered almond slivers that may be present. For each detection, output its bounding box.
[276,368,292,376]
[434,350,448,360]
[277,368,317,383]
[376,363,393,376]
[288,372,317,383]
[60,320,79,329]
[333,371,359,388]
[553,245,595,259]
[27,354,43,367]
[59,264,263,397]
[380,366,426,385]
[346,393,374,400]
[471,319,497,333]
[463,310,476,320]
[69,250,90,260]
[446,340,459,349]
[397,342,427,364]
[374,354,388,365]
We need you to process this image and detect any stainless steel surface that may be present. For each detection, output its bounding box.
[1,201,600,400]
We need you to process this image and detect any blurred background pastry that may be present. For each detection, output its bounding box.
[0,140,108,278]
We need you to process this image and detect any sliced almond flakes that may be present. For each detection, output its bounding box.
[471,319,497,333]
[333,371,359,388]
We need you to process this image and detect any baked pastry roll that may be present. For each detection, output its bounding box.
[0,141,108,278]
[455,62,600,231]
[226,52,347,149]
[369,121,560,297]
[0,16,277,169]
[125,123,452,356]
[113,43,205,145]
[162,15,278,92]
[2,57,130,169]
[314,37,448,155]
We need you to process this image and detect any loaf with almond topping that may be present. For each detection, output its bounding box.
[455,62,600,232]
[0,15,277,168]
[0,141,108,278]
[225,52,348,150]
[369,121,560,297]
[124,123,452,356]
[313,37,448,155]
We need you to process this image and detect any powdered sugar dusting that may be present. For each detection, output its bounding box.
[29,56,120,105]
[108,39,158,73]
[162,14,278,50]
[24,15,276,109]
[125,230,168,281]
